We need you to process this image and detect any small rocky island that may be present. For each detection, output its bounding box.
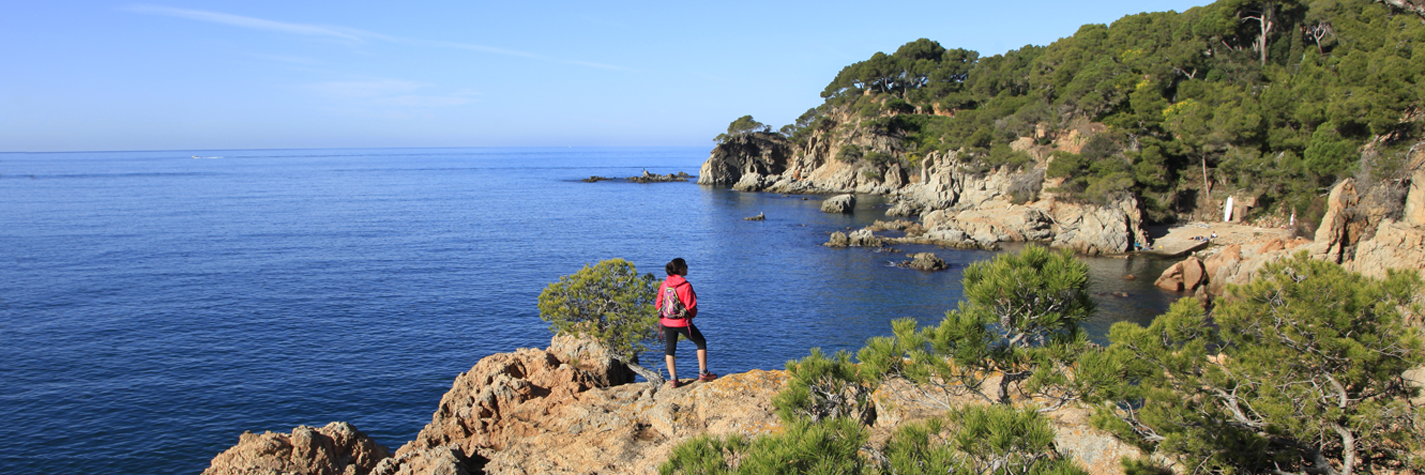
[583,171,693,183]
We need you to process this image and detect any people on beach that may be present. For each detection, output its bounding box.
[657,258,716,388]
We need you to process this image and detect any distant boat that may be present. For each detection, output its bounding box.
[191,155,222,159]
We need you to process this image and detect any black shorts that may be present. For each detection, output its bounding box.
[663,323,707,356]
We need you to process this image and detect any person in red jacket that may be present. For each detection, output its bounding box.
[656,258,716,388]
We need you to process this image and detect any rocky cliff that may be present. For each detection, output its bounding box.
[699,114,1146,255]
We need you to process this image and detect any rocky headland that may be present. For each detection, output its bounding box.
[700,119,1146,256]
[204,334,1157,475]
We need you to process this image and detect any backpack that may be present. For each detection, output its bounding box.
[660,285,688,319]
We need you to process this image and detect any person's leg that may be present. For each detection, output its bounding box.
[664,325,680,382]
[687,324,709,376]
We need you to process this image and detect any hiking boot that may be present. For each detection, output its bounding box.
[666,379,682,388]
[697,372,718,382]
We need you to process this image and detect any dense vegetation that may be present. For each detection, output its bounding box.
[656,248,1423,474]
[765,0,1425,224]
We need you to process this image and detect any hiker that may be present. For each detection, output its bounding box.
[657,258,716,388]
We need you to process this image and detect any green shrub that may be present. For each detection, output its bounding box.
[1099,253,1425,474]
[537,259,663,383]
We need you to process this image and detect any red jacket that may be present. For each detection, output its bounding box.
[656,275,697,327]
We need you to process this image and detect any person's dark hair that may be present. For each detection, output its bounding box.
[665,258,687,276]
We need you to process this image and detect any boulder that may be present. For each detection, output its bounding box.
[826,231,850,247]
[1202,244,1242,296]
[203,422,392,475]
[821,194,857,213]
[744,212,766,221]
[1154,257,1207,292]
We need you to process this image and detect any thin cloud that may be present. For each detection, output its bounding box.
[124,5,379,42]
[126,4,626,70]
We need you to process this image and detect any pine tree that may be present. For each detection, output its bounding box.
[537,258,664,383]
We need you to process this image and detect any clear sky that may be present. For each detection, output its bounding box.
[0,1,1214,152]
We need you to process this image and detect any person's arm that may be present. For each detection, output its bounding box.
[682,283,698,318]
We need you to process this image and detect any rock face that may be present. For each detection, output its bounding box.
[821,194,857,213]
[375,335,786,475]
[699,124,1147,253]
[203,422,391,475]
[697,133,794,186]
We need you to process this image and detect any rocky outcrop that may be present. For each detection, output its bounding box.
[203,422,391,475]
[628,171,692,183]
[209,333,1190,475]
[899,252,948,271]
[1049,197,1145,256]
[821,194,856,213]
[700,124,1146,254]
[697,133,794,186]
[1345,219,1425,279]
[827,228,883,247]
[373,335,786,475]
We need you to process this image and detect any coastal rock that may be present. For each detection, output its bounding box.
[1050,197,1141,256]
[1202,244,1242,296]
[628,171,691,183]
[744,212,766,221]
[827,228,882,247]
[900,252,948,271]
[821,194,857,213]
[203,422,391,475]
[1154,257,1206,292]
[697,133,793,187]
[383,335,787,475]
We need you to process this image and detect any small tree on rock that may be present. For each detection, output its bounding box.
[714,115,771,144]
[537,258,664,383]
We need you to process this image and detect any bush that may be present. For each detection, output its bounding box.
[858,245,1099,409]
[537,258,663,382]
[772,348,875,425]
[1099,253,1425,474]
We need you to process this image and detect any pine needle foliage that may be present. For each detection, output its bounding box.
[536,258,663,382]
[858,245,1103,408]
[772,348,876,426]
[659,417,867,475]
[1098,252,1425,475]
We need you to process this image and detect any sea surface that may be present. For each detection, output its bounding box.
[0,147,1184,474]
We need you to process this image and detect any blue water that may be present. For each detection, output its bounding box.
[0,147,1180,474]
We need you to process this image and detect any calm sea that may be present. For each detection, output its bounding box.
[0,147,1181,474]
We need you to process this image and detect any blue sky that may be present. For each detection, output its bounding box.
[0,1,1212,152]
